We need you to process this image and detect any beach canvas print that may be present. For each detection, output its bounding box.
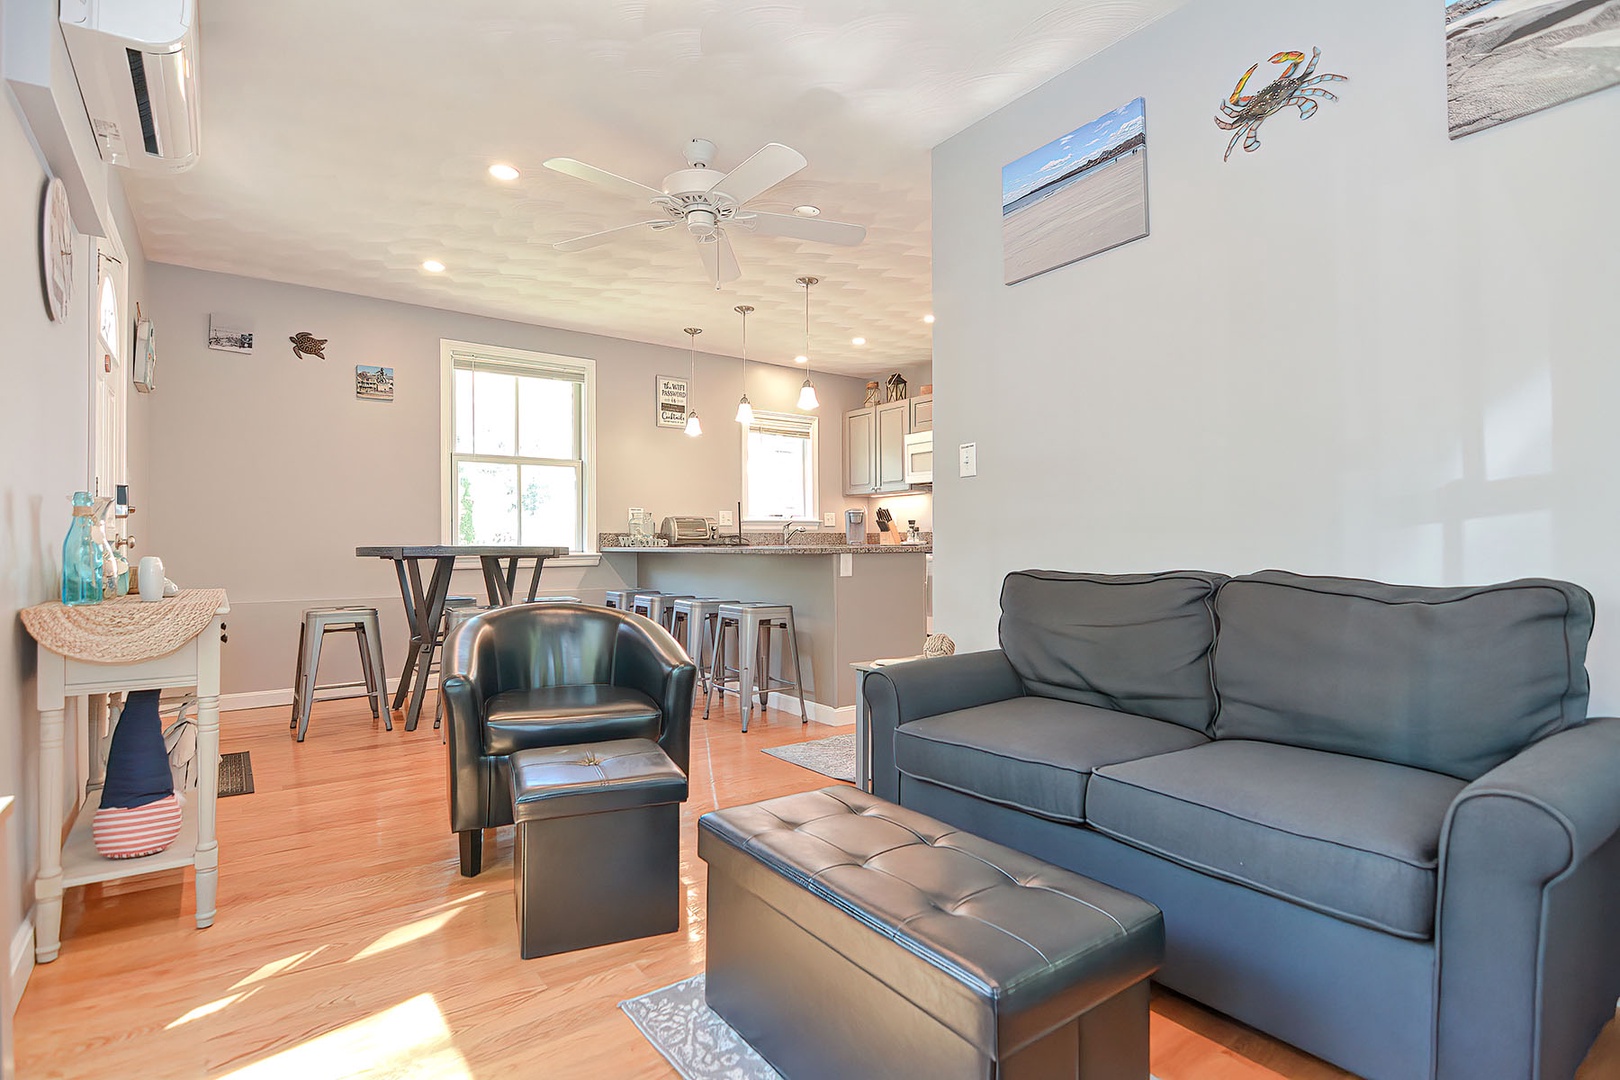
[1002,98,1148,285]
[1447,0,1620,138]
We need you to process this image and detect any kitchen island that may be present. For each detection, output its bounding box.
[600,541,929,723]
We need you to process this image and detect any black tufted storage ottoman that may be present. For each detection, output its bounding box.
[699,787,1163,1079]
[509,738,687,959]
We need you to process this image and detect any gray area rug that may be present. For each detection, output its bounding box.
[622,973,1162,1079]
[620,974,782,1079]
[761,733,855,783]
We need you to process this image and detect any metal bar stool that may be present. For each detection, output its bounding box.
[670,598,733,693]
[633,593,693,631]
[291,606,389,742]
[604,588,660,610]
[433,603,493,737]
[704,602,809,732]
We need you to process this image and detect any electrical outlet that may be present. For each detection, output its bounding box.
[717,509,734,526]
[840,553,853,577]
[959,443,977,477]
[823,512,837,527]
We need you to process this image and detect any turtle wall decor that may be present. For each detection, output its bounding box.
[289,332,328,360]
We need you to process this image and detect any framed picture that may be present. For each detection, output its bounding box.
[133,318,157,393]
[656,375,688,428]
[355,365,394,401]
[207,314,253,353]
[1446,1,1620,139]
[1002,97,1149,285]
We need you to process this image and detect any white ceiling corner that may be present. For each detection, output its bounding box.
[122,0,1192,376]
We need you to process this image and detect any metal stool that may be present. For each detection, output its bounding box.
[291,606,389,742]
[670,597,733,692]
[704,602,809,732]
[634,593,693,631]
[433,604,493,736]
[605,588,660,610]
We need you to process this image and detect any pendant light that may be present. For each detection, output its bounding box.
[683,327,703,437]
[733,305,755,425]
[796,276,820,410]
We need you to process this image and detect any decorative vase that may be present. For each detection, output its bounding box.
[61,492,103,606]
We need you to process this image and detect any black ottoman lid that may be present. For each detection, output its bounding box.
[699,787,1163,1053]
[510,738,687,824]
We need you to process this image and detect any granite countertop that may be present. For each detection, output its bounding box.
[600,542,930,556]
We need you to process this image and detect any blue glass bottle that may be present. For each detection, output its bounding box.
[61,491,103,606]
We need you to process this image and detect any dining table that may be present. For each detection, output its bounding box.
[356,545,570,731]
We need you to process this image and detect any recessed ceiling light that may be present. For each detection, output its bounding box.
[422,259,446,273]
[793,205,821,217]
[851,337,866,346]
[794,354,808,364]
[922,314,935,324]
[488,163,520,181]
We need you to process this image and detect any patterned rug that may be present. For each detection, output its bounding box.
[621,975,781,1079]
[622,973,1160,1079]
[760,733,855,783]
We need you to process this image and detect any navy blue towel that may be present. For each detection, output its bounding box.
[100,689,174,810]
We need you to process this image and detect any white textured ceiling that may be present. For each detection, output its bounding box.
[123,0,1190,375]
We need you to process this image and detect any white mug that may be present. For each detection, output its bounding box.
[138,556,165,602]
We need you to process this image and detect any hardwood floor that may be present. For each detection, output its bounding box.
[15,694,1619,1078]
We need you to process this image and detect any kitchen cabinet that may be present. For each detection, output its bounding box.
[909,394,933,432]
[845,400,911,495]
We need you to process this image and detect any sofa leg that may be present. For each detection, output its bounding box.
[459,829,483,877]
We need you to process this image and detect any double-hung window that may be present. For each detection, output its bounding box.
[441,340,595,552]
[742,410,818,523]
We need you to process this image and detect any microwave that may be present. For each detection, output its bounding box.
[903,431,933,485]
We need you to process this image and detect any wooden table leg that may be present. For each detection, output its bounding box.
[194,676,221,928]
[391,558,426,713]
[525,557,548,602]
[479,557,512,607]
[405,557,454,731]
[33,654,66,962]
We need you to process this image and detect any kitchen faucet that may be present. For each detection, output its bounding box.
[782,522,808,544]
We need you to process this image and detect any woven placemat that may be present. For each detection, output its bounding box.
[20,588,229,664]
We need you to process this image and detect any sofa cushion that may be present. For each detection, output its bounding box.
[998,570,1227,733]
[894,696,1210,824]
[484,684,661,756]
[1211,571,1594,780]
[1088,740,1467,939]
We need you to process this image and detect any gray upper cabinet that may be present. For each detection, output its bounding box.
[845,400,912,495]
[909,394,932,432]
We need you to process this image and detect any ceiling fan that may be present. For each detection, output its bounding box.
[544,138,866,288]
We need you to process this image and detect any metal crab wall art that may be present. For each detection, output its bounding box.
[1214,47,1347,162]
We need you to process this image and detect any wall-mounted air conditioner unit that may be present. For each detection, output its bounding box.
[59,0,201,172]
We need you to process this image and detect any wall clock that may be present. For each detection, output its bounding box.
[40,176,73,322]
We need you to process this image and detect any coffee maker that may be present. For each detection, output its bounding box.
[845,508,867,545]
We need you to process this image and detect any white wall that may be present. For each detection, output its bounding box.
[142,265,876,697]
[931,0,1620,712]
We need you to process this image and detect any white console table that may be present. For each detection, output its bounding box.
[21,590,229,962]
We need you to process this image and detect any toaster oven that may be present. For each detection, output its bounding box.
[658,516,717,545]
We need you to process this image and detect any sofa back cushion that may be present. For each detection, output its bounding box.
[1211,571,1593,779]
[999,570,1226,733]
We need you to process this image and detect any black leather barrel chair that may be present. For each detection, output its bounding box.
[441,603,696,876]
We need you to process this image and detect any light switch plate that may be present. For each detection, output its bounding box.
[823,512,837,527]
[717,509,734,526]
[840,553,853,577]
[959,443,977,477]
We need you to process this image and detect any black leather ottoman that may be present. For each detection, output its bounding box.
[509,738,687,959]
[699,787,1164,1078]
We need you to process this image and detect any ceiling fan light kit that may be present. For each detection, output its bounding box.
[545,139,867,290]
[796,276,820,411]
[734,304,755,426]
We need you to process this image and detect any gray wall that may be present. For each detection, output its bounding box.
[141,265,878,697]
[930,0,1620,712]
[0,88,147,980]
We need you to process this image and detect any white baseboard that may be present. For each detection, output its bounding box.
[221,675,428,714]
[758,691,853,727]
[10,909,34,1012]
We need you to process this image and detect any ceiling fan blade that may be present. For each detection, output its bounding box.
[735,210,866,246]
[553,220,670,252]
[698,233,742,288]
[705,143,807,205]
[543,158,670,204]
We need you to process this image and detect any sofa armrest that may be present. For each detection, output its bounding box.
[611,620,698,777]
[441,675,488,833]
[864,649,1024,801]
[1434,716,1620,1080]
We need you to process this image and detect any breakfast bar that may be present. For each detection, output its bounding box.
[600,542,928,722]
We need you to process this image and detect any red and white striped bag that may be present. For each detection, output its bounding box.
[92,793,183,859]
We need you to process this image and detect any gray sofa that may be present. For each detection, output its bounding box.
[865,569,1620,1080]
